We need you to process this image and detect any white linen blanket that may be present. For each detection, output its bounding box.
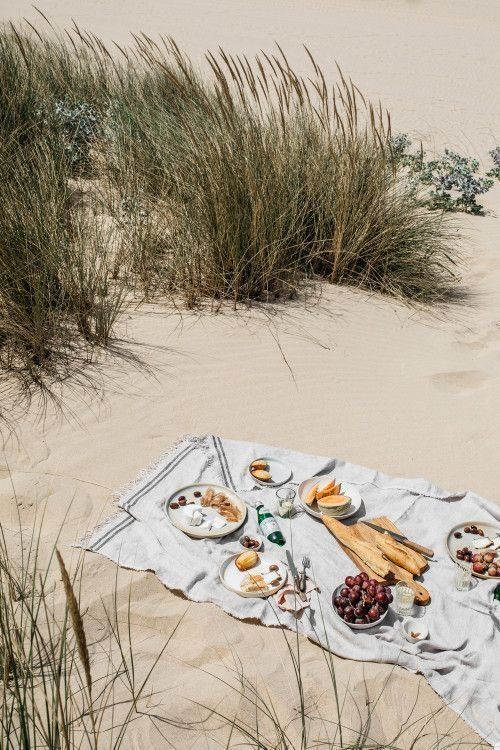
[81,434,500,745]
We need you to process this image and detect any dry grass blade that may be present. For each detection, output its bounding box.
[55,550,94,718]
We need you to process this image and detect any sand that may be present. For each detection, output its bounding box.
[1,1,500,747]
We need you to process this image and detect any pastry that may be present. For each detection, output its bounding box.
[251,459,269,471]
[235,550,259,571]
[251,469,272,482]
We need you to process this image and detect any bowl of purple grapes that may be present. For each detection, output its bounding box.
[332,571,393,629]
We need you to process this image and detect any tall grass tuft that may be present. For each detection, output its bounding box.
[0,518,179,748]
[108,38,460,306]
[0,21,461,396]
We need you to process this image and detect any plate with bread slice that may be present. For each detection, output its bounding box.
[219,550,287,597]
[248,457,292,487]
[298,476,361,520]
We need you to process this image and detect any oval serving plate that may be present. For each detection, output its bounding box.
[332,583,389,630]
[298,476,362,521]
[220,552,287,598]
[165,483,247,539]
[248,456,292,487]
[446,520,500,579]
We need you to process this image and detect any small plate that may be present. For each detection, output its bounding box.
[446,520,500,579]
[332,583,389,630]
[298,476,362,520]
[165,483,247,539]
[248,456,292,487]
[403,619,428,643]
[219,552,287,598]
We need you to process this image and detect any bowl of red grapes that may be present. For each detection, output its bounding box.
[332,572,393,629]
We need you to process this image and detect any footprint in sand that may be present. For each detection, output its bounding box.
[430,370,489,393]
[455,322,500,351]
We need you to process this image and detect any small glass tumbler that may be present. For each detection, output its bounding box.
[394,581,415,616]
[276,487,296,518]
[454,561,472,592]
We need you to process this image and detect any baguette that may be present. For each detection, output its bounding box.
[376,536,420,576]
[322,516,392,579]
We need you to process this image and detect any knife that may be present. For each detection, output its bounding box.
[361,521,434,558]
[286,551,307,601]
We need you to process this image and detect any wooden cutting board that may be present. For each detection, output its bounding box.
[323,515,431,605]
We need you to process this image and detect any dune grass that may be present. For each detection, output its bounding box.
[0,21,460,394]
[0,515,487,749]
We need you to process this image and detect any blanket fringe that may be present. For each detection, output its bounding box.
[112,433,211,506]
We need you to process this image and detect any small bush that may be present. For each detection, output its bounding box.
[390,133,496,215]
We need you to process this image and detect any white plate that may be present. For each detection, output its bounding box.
[248,456,292,487]
[446,520,500,579]
[165,483,247,539]
[220,552,287,598]
[332,583,389,630]
[298,476,362,520]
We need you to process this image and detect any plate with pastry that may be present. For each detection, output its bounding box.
[219,550,287,597]
[248,457,292,487]
[166,483,247,539]
[298,476,361,520]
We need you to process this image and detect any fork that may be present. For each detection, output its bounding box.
[300,555,310,592]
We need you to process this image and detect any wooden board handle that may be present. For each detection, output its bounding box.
[398,576,430,606]
[402,539,434,558]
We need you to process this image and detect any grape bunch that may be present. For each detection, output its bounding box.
[333,572,393,625]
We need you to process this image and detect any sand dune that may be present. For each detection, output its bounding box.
[1,1,499,747]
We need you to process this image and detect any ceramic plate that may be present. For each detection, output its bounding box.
[165,483,247,539]
[219,552,288,598]
[332,583,389,630]
[298,476,362,520]
[248,456,292,487]
[446,520,500,579]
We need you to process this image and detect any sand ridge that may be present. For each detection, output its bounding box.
[1,1,500,746]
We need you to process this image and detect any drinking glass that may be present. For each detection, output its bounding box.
[454,561,472,591]
[394,581,415,615]
[276,487,296,518]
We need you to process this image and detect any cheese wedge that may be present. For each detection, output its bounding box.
[472,537,492,549]
[491,537,500,550]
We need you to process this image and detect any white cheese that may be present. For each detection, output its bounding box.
[210,516,227,531]
[472,537,492,549]
[189,510,203,527]
[491,536,500,550]
[181,503,202,519]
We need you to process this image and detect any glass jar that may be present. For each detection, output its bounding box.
[394,581,415,616]
[276,486,296,518]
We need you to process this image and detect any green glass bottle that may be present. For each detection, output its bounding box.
[256,504,285,546]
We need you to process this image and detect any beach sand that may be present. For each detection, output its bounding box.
[1,1,499,746]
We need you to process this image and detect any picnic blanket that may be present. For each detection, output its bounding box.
[81,434,500,745]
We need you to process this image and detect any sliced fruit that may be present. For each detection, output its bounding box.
[305,482,319,505]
